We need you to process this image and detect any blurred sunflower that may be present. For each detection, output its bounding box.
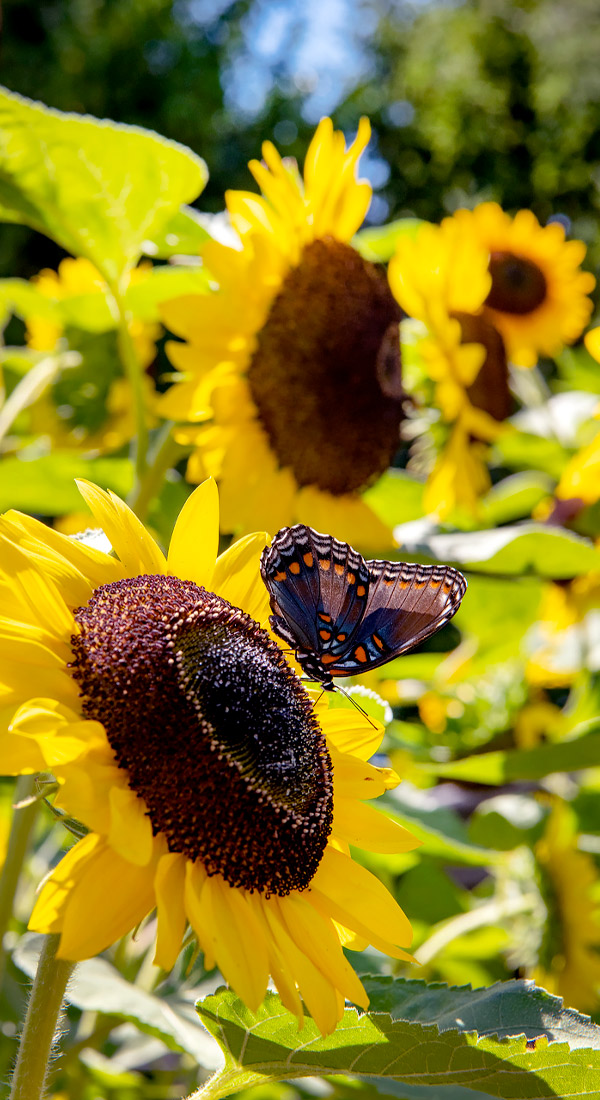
[160,118,405,549]
[450,204,595,368]
[0,479,418,1035]
[525,572,600,688]
[388,219,510,518]
[24,257,159,454]
[532,799,600,1011]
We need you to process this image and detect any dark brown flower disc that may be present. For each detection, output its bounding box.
[486,250,547,315]
[70,575,333,896]
[247,237,405,495]
[452,310,514,421]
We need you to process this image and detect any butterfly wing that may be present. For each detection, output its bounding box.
[325,559,466,675]
[260,525,370,672]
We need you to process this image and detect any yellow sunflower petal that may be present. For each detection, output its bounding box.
[0,537,74,639]
[108,785,154,866]
[36,836,158,959]
[329,746,390,800]
[312,844,413,950]
[321,708,384,759]
[333,799,422,854]
[277,891,369,1009]
[167,478,219,588]
[154,852,187,971]
[76,480,166,576]
[212,532,270,623]
[201,875,270,1013]
[261,898,341,1035]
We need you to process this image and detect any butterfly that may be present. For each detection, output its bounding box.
[260,524,467,689]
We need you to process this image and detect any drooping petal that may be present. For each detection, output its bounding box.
[154,852,187,971]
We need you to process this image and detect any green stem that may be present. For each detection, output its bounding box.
[126,419,186,522]
[0,775,39,992]
[111,290,149,485]
[9,933,75,1100]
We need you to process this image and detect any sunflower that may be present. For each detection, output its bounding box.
[532,799,600,1011]
[159,118,405,549]
[0,479,418,1035]
[24,257,159,454]
[449,203,595,368]
[388,219,509,518]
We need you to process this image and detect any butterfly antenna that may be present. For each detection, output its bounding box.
[335,684,377,729]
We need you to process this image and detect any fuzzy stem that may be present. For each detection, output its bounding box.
[9,933,75,1100]
[0,775,39,991]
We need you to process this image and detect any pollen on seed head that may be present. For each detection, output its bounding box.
[69,575,333,895]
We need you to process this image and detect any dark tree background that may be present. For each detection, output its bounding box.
[3,0,600,276]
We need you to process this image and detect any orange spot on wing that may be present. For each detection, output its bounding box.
[321,653,338,665]
[334,563,344,576]
[373,634,384,650]
[384,578,394,586]
[347,572,356,584]
[354,645,368,663]
[319,613,332,623]
[336,633,347,642]
[319,629,331,640]
[274,571,286,582]
[289,561,301,574]
[319,559,331,571]
[400,579,409,588]
[429,578,441,587]
[303,552,314,567]
[443,581,452,592]
[414,579,426,588]
[357,585,366,597]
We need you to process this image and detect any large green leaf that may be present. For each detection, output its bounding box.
[196,980,600,1099]
[0,86,207,286]
[479,472,554,525]
[382,784,505,866]
[0,453,133,514]
[413,729,600,785]
[362,470,426,529]
[14,934,220,1067]
[396,523,600,577]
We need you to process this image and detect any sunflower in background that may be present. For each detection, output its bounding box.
[160,118,406,549]
[22,257,159,454]
[0,479,419,1036]
[388,218,509,519]
[449,203,595,368]
[532,799,600,1011]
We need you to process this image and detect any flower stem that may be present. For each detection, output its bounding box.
[112,290,149,485]
[9,933,75,1100]
[126,419,186,522]
[0,775,39,992]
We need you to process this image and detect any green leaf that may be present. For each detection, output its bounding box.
[353,218,424,262]
[197,980,600,1099]
[382,783,505,866]
[0,85,207,286]
[0,452,133,514]
[123,264,212,321]
[13,934,221,1067]
[493,431,568,480]
[413,729,600,785]
[480,472,554,525]
[397,523,600,578]
[142,205,212,258]
[0,276,62,322]
[362,470,426,529]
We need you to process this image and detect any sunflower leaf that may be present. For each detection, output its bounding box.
[0,453,133,515]
[411,727,600,784]
[197,979,600,1099]
[393,522,600,578]
[0,86,207,286]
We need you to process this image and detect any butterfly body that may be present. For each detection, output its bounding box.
[260,524,467,688]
